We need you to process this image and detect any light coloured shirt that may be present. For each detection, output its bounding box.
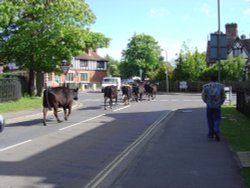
[202,82,226,108]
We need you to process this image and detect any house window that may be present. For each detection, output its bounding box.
[80,60,88,67]
[233,42,242,57]
[80,73,88,81]
[233,48,242,57]
[66,73,74,81]
[97,61,105,69]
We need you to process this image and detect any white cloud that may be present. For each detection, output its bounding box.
[199,3,211,17]
[149,8,169,17]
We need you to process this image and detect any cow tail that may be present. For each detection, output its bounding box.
[45,89,52,111]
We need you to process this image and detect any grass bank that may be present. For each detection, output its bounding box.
[221,105,250,188]
[0,96,42,113]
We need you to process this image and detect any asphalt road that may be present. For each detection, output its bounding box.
[0,92,232,188]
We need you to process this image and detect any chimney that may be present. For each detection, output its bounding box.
[225,23,238,39]
[85,49,91,56]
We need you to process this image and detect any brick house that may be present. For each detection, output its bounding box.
[45,49,108,89]
[206,23,250,69]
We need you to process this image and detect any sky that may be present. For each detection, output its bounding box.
[85,0,250,63]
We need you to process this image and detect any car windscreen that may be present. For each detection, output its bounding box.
[103,78,117,83]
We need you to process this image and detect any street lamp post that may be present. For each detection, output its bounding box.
[166,69,169,93]
[139,69,143,80]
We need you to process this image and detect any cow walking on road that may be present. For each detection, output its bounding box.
[43,87,79,126]
[104,85,118,110]
[132,81,145,102]
[145,81,157,101]
[121,85,132,105]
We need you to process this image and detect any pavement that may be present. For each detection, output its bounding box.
[109,107,246,188]
[1,102,247,188]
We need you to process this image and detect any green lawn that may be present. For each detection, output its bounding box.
[221,105,250,188]
[0,96,42,113]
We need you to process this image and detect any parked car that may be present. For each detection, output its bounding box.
[101,77,121,92]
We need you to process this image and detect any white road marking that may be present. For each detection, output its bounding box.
[59,114,106,131]
[113,105,130,112]
[0,140,32,152]
[59,105,131,131]
[84,111,172,188]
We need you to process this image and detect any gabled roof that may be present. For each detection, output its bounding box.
[206,36,250,64]
[76,50,108,62]
[242,38,250,54]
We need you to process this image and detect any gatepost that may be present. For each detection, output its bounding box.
[224,86,232,105]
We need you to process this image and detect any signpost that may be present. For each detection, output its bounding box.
[60,62,71,75]
[139,69,143,80]
[60,60,71,87]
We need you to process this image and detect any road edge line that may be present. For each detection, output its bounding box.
[84,110,175,188]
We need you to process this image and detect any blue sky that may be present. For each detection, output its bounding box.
[85,0,250,62]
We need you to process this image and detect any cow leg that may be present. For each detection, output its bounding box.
[104,97,107,110]
[43,107,48,126]
[139,93,143,101]
[53,107,62,123]
[109,98,113,109]
[67,107,72,120]
[63,107,68,121]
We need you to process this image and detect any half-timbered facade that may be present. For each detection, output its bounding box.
[45,49,108,89]
[206,23,250,69]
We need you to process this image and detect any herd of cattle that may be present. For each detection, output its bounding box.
[42,80,158,126]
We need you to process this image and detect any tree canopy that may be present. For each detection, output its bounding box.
[120,33,162,79]
[0,0,110,95]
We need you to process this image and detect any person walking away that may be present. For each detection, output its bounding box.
[202,74,226,141]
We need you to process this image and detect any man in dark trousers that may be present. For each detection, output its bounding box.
[202,74,226,141]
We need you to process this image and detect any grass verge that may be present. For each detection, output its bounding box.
[221,105,250,188]
[0,96,42,113]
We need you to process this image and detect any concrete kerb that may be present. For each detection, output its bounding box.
[84,110,175,188]
[5,101,82,125]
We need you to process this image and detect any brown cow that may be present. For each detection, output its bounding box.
[144,81,157,100]
[121,85,132,105]
[43,87,79,126]
[104,85,118,110]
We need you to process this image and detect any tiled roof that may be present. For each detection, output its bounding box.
[242,39,250,54]
[76,50,107,62]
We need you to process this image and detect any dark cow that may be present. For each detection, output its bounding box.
[43,87,79,126]
[132,81,145,102]
[121,85,132,105]
[104,85,118,110]
[144,81,157,100]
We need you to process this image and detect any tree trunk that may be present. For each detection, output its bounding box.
[36,71,44,97]
[28,69,36,96]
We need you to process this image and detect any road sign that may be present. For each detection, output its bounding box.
[60,64,71,75]
[209,33,227,60]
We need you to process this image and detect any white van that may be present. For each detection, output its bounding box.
[101,77,121,92]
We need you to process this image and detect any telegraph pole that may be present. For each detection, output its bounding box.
[217,0,221,82]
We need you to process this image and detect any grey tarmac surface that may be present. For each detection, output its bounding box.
[1,93,245,188]
[111,107,245,188]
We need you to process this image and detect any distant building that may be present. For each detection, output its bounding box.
[206,23,250,68]
[44,49,108,89]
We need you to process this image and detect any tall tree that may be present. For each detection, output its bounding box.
[0,0,110,96]
[202,56,246,81]
[173,47,207,81]
[105,55,120,77]
[120,33,162,79]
